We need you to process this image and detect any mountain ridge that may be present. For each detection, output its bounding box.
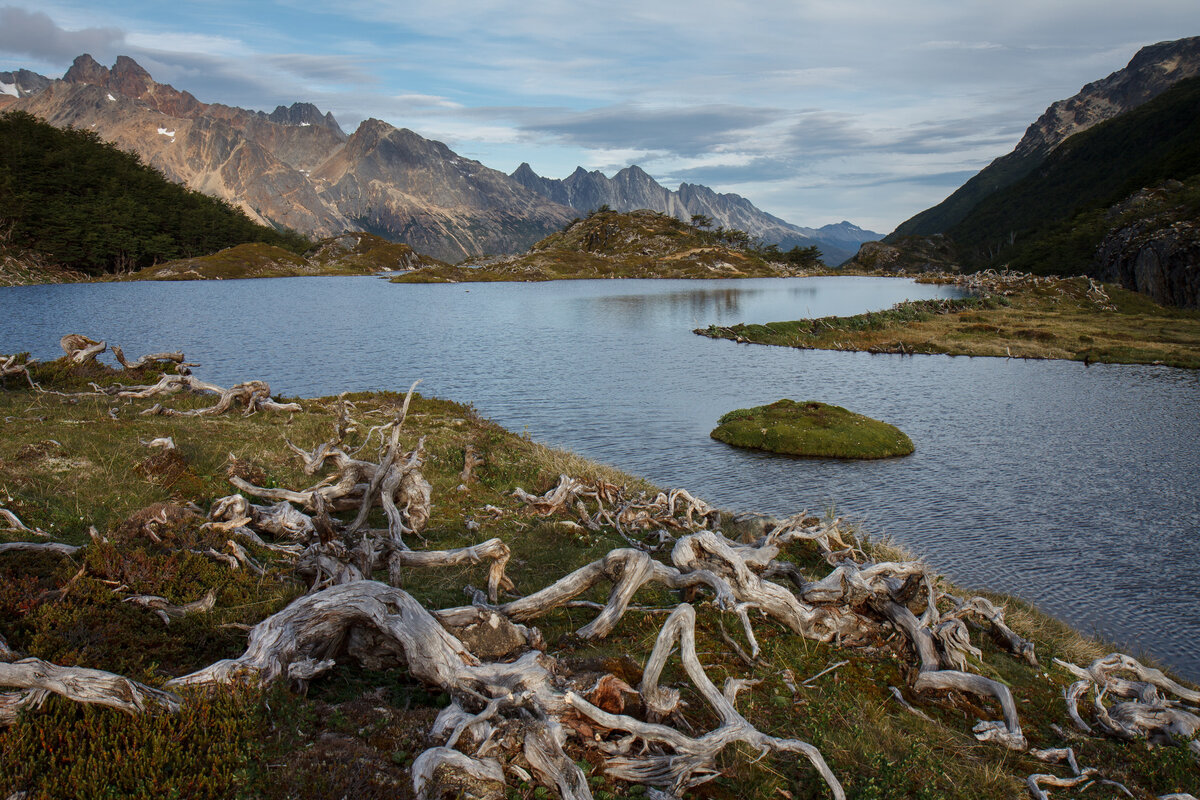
[510,162,881,264]
[4,54,576,261]
[889,36,1200,240]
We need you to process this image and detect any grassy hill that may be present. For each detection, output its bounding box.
[124,234,443,281]
[394,208,822,282]
[0,111,311,276]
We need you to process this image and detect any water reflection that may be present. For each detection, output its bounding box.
[1,275,1198,679]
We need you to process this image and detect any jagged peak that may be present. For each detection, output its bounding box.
[615,164,652,180]
[512,161,539,179]
[63,53,108,85]
[112,55,152,80]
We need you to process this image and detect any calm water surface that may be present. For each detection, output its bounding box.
[2,276,1198,679]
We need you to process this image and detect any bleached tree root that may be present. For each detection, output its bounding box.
[0,657,180,726]
[59,334,106,365]
[123,589,217,625]
[0,541,80,557]
[567,603,846,799]
[111,345,184,370]
[0,507,48,537]
[0,355,37,389]
[1056,653,1200,754]
[164,580,844,800]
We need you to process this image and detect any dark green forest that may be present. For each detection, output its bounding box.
[944,76,1200,273]
[0,111,310,275]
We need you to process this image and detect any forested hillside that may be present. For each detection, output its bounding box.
[0,111,310,275]
[945,76,1200,273]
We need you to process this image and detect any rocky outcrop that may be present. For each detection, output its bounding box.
[510,163,881,264]
[891,36,1200,239]
[1094,184,1200,307]
[846,235,961,274]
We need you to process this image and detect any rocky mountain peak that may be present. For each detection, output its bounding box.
[265,101,346,138]
[0,68,50,100]
[1014,36,1200,157]
[110,55,154,96]
[63,53,109,85]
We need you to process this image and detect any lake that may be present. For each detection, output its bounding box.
[2,275,1198,679]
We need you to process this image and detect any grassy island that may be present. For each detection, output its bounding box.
[0,339,1196,800]
[697,272,1200,369]
[711,400,915,459]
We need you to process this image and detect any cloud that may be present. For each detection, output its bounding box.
[0,6,123,62]
[918,40,1005,51]
[263,53,376,85]
[519,104,786,156]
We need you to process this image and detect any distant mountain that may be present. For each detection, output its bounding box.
[890,36,1200,240]
[510,163,881,265]
[0,68,50,99]
[5,54,574,261]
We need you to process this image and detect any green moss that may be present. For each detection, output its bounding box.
[711,400,914,459]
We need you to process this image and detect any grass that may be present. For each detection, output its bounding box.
[0,352,1196,799]
[697,275,1200,369]
[711,400,914,459]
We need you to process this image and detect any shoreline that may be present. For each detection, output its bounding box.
[696,271,1200,370]
[1,344,1197,798]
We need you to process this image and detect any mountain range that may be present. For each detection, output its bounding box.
[0,54,874,263]
[509,163,880,264]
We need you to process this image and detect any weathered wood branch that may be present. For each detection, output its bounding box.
[123,589,217,625]
[59,334,106,364]
[0,541,80,557]
[0,657,180,726]
[567,603,846,799]
[0,507,48,537]
[0,354,37,389]
[111,345,185,370]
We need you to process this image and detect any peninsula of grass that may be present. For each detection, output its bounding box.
[696,274,1200,369]
[0,346,1196,799]
[711,399,915,459]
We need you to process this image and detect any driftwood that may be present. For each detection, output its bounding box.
[1056,653,1200,755]
[59,334,106,364]
[0,657,180,727]
[122,589,217,625]
[0,541,80,557]
[166,580,846,799]
[114,374,301,416]
[0,354,36,389]
[0,507,48,537]
[111,345,185,370]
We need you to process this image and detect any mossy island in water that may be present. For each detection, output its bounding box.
[711,399,914,459]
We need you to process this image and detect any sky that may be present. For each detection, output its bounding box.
[1,2,1197,233]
